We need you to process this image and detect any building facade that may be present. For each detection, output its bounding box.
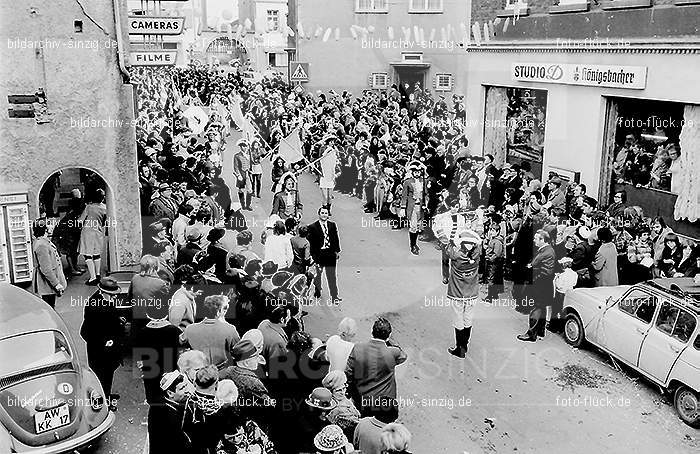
[239,0,290,72]
[0,0,141,268]
[295,0,470,94]
[461,0,700,236]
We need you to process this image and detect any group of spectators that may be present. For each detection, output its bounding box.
[87,64,416,454]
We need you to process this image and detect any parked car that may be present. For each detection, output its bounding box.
[0,283,114,452]
[562,278,700,427]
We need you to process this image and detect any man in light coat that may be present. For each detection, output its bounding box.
[591,227,619,287]
[32,222,66,308]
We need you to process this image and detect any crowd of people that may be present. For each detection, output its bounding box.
[30,59,700,453]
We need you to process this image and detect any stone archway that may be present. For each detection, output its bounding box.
[204,34,249,66]
[37,167,117,275]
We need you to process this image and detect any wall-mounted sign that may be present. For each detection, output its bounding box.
[0,194,28,204]
[129,51,177,66]
[128,16,185,35]
[290,62,309,82]
[511,63,647,90]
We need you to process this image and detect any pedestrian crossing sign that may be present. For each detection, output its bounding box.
[290,62,309,82]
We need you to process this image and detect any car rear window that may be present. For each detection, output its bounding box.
[655,301,698,344]
[0,331,72,377]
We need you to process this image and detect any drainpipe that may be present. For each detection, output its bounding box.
[112,0,130,81]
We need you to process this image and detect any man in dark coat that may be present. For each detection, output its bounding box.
[80,277,124,402]
[518,230,556,342]
[307,206,342,302]
[346,318,406,422]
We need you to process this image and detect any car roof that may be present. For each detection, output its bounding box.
[643,278,700,315]
[0,283,70,339]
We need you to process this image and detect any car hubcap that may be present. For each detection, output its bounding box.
[678,390,700,421]
[565,320,579,342]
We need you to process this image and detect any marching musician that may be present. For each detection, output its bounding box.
[271,172,303,221]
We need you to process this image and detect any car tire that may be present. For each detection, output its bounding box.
[674,385,700,428]
[563,313,585,347]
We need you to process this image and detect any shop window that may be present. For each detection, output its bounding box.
[268,53,276,67]
[409,0,444,12]
[356,0,388,13]
[610,98,684,193]
[505,87,548,179]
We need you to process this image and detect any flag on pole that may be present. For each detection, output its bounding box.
[277,128,304,163]
[319,148,337,179]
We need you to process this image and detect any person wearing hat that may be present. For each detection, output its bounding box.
[80,276,124,405]
[149,182,178,223]
[543,176,566,217]
[400,162,427,255]
[444,230,482,358]
[322,371,361,440]
[219,339,274,423]
[196,227,229,283]
[551,257,578,333]
[319,136,340,215]
[484,214,505,304]
[272,171,303,220]
[569,225,595,287]
[148,370,192,453]
[314,424,353,454]
[176,225,203,268]
[276,387,337,453]
[233,138,253,211]
[235,229,260,264]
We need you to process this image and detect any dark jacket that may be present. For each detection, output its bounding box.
[346,339,407,415]
[529,244,556,308]
[80,293,124,368]
[307,220,341,264]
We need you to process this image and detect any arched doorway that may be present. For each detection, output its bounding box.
[205,35,248,66]
[37,168,117,280]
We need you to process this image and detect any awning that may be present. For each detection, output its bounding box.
[389,62,431,68]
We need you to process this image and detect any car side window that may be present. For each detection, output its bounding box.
[672,310,697,344]
[655,301,680,337]
[694,335,700,350]
[618,289,657,324]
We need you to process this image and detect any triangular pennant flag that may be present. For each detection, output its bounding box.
[429,28,436,42]
[413,25,420,42]
[244,18,252,30]
[440,27,447,42]
[446,24,452,41]
[315,25,323,38]
[323,27,332,42]
[484,22,490,42]
[420,27,425,43]
[489,21,495,39]
[286,25,295,37]
[403,27,410,42]
[277,128,304,164]
[387,26,394,40]
[297,22,305,39]
[503,17,510,34]
[350,25,358,40]
[335,27,340,40]
[368,25,375,34]
[472,22,482,46]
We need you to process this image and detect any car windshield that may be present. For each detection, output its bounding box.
[0,331,72,377]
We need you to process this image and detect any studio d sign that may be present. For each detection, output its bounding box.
[511,63,647,89]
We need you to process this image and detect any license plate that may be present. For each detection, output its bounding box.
[34,404,70,434]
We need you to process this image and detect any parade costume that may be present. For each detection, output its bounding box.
[400,161,427,255]
[319,136,339,215]
[446,230,482,358]
[233,138,253,210]
[271,172,303,220]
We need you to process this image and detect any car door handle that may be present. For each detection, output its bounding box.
[669,344,681,354]
[635,327,645,334]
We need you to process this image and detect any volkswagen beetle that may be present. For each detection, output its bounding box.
[0,283,114,452]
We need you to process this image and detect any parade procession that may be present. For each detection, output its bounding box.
[2,0,700,453]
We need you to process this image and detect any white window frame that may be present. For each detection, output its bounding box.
[505,0,528,9]
[266,9,280,32]
[370,72,389,89]
[409,0,444,13]
[401,52,423,63]
[435,73,453,91]
[355,0,389,13]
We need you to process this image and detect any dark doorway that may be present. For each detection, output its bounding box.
[395,67,426,94]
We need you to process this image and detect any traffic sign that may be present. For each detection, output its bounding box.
[128,16,185,35]
[290,62,309,82]
[129,51,177,66]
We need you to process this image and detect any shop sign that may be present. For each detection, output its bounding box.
[511,63,647,89]
[129,51,177,66]
[128,17,185,35]
[0,194,27,204]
